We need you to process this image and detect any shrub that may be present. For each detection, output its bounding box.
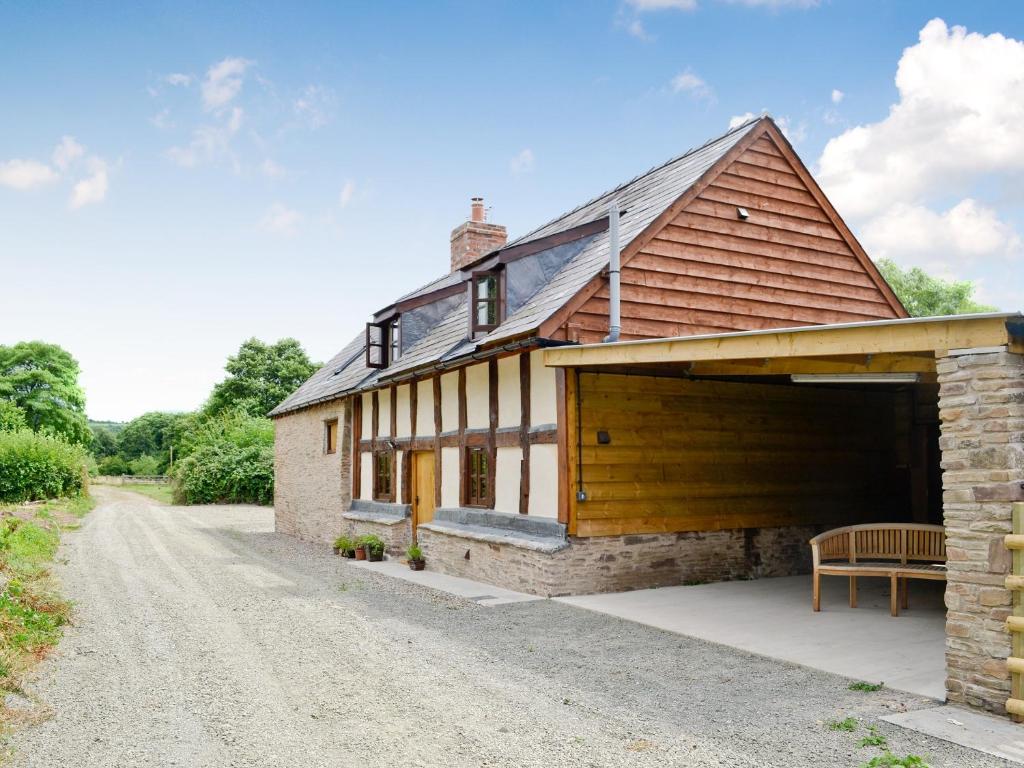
[406,544,423,561]
[0,429,88,502]
[97,454,129,476]
[128,454,161,476]
[172,441,273,505]
[0,402,25,433]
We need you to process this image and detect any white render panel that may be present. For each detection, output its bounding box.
[529,443,558,518]
[441,372,459,433]
[495,446,522,515]
[360,393,372,436]
[395,449,404,501]
[465,362,489,430]
[359,451,373,501]
[530,350,558,428]
[377,389,392,437]
[415,379,434,436]
[441,446,460,508]
[395,385,412,438]
[497,355,520,429]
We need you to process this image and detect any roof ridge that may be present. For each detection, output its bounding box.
[507,115,766,247]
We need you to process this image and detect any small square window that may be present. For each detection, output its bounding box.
[373,450,394,501]
[325,420,338,454]
[465,446,489,507]
[470,271,502,334]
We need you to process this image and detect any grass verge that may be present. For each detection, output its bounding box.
[120,483,173,505]
[0,494,95,739]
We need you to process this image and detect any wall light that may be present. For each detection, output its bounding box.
[790,373,920,384]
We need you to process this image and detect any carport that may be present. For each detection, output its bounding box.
[546,312,1024,715]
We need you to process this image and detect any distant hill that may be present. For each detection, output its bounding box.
[88,420,126,433]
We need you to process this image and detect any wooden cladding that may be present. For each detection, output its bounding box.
[569,373,908,538]
[566,132,902,344]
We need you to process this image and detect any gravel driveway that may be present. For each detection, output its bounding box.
[10,487,1011,767]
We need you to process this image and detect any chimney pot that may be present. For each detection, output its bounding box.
[471,197,486,223]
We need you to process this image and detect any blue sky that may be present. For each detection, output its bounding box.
[1,1,1022,421]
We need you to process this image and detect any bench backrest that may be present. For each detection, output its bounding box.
[810,523,945,566]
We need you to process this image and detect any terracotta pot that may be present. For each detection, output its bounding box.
[354,547,367,561]
[409,559,425,571]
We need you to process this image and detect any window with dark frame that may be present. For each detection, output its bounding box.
[324,419,338,454]
[373,450,394,501]
[465,446,489,507]
[470,271,501,334]
[366,317,401,368]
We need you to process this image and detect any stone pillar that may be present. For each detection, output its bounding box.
[939,346,1024,714]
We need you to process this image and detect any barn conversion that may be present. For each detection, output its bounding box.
[270,115,1024,717]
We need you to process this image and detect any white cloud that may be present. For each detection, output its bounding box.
[720,0,819,7]
[729,112,758,129]
[816,18,1024,310]
[776,116,807,144]
[339,180,355,208]
[201,57,252,111]
[166,73,192,87]
[818,18,1024,220]
[627,19,650,39]
[168,106,244,168]
[293,85,333,129]
[260,203,301,235]
[0,158,58,189]
[831,88,844,104]
[509,148,535,177]
[626,0,697,10]
[52,136,84,171]
[149,108,172,130]
[69,157,108,209]
[671,69,712,100]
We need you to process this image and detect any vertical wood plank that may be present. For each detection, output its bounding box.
[433,376,442,508]
[519,352,531,515]
[488,358,498,509]
[351,395,362,500]
[389,384,398,500]
[458,367,467,506]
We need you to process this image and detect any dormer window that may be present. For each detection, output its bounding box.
[365,316,401,369]
[471,270,502,334]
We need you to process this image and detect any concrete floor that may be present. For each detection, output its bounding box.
[557,573,947,699]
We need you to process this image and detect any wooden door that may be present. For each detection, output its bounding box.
[413,451,436,531]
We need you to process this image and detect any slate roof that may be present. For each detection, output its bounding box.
[270,117,762,417]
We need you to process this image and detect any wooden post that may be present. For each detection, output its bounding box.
[1005,502,1024,721]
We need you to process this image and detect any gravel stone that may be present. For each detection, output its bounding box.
[9,487,1013,767]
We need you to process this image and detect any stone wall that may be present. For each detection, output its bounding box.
[273,399,351,544]
[939,346,1024,715]
[417,524,817,598]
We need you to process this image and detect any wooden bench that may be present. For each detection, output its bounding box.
[810,523,946,616]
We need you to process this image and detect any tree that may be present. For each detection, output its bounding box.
[0,341,89,443]
[205,338,319,418]
[89,424,119,458]
[0,401,25,432]
[118,412,185,470]
[876,259,998,318]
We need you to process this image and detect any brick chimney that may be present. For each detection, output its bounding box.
[450,197,507,272]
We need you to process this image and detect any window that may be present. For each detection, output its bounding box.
[373,450,394,501]
[324,419,338,454]
[470,271,502,334]
[465,446,489,507]
[365,317,401,368]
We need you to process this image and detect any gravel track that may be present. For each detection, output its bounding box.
[10,487,1011,767]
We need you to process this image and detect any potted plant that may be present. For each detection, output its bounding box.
[333,535,354,557]
[363,534,386,562]
[353,535,368,561]
[406,543,425,571]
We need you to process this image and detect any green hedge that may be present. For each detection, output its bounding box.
[0,429,88,502]
[172,441,273,506]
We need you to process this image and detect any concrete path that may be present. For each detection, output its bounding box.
[557,575,947,699]
[9,488,1005,767]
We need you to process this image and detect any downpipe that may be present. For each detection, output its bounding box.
[602,201,621,344]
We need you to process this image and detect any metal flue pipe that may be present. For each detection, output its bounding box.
[603,201,621,344]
